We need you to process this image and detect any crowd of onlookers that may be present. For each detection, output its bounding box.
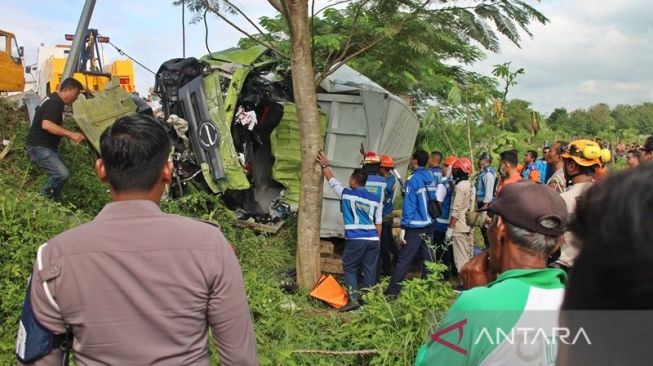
[319,134,653,364]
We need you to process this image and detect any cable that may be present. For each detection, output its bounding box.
[101,37,156,75]
[204,9,212,55]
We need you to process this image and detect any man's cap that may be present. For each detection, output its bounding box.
[482,180,568,237]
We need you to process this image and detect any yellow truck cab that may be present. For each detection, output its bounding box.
[36,42,135,97]
[0,30,25,92]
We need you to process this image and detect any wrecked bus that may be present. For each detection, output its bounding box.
[72,46,419,238]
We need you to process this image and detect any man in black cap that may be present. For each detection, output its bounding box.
[415,180,568,366]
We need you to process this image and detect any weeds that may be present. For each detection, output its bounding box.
[0,103,455,365]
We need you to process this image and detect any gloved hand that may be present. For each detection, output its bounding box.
[399,229,407,246]
[445,228,453,241]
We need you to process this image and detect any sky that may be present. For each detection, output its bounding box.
[2,0,652,114]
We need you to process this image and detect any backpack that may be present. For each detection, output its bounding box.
[423,179,442,220]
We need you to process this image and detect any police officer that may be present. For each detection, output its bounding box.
[16,115,257,365]
[385,150,437,297]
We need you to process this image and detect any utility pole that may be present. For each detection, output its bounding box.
[62,0,97,80]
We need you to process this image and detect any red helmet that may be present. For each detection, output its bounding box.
[452,158,473,174]
[380,155,395,168]
[443,155,459,167]
[362,151,381,165]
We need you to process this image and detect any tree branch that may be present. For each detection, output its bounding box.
[222,0,268,37]
[315,0,430,86]
[314,0,356,17]
[201,0,287,58]
[267,0,284,14]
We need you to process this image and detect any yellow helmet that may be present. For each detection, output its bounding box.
[562,139,610,167]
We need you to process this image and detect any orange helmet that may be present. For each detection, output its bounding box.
[362,151,381,165]
[452,157,473,174]
[443,155,459,167]
[380,155,395,168]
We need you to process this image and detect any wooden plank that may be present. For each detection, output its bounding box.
[320,240,334,255]
[320,256,343,274]
[234,219,284,234]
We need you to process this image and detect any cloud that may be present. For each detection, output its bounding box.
[4,0,651,114]
[472,0,653,113]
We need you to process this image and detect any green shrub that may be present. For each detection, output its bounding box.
[0,190,90,361]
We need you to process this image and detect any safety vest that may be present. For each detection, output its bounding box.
[365,174,386,206]
[475,167,497,201]
[401,167,437,229]
[341,187,381,240]
[431,167,443,187]
[434,179,454,233]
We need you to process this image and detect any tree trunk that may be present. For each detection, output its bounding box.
[282,0,323,289]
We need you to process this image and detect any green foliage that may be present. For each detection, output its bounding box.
[0,190,90,359]
[549,102,653,142]
[180,0,547,106]
[0,106,455,365]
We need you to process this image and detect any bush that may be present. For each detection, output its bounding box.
[0,102,455,365]
[0,190,90,360]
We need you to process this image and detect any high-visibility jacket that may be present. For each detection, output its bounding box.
[431,166,443,187]
[365,174,386,206]
[400,167,437,229]
[475,167,497,203]
[434,179,454,233]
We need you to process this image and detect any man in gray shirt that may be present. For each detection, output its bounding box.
[17,114,257,365]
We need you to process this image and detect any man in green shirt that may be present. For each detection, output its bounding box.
[415,181,568,366]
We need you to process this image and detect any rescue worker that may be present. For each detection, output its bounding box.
[475,151,497,249]
[496,150,521,195]
[361,151,387,208]
[545,141,568,193]
[16,114,257,365]
[378,155,399,278]
[318,152,381,311]
[385,150,437,297]
[428,151,444,186]
[25,78,86,200]
[447,158,475,274]
[521,150,541,182]
[433,155,458,279]
[552,139,609,272]
[416,181,569,366]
